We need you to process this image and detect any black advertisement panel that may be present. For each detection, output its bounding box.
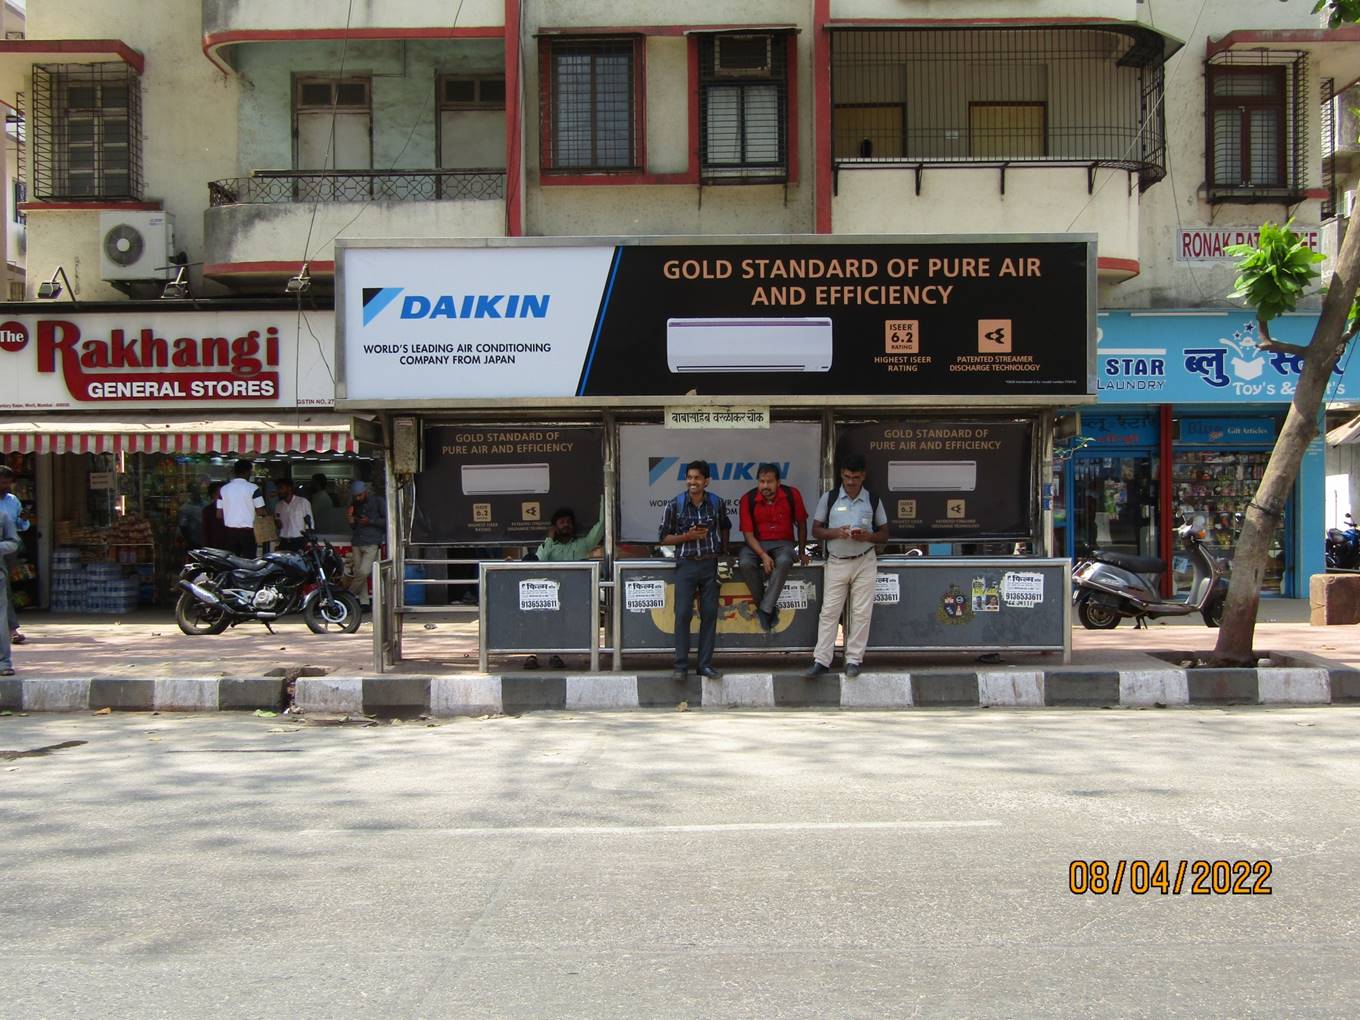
[341,237,1094,402]
[586,242,1089,397]
[411,425,604,545]
[837,420,1033,540]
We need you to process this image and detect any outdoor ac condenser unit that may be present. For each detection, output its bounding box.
[887,461,978,492]
[665,317,833,373]
[99,211,175,282]
[461,463,551,495]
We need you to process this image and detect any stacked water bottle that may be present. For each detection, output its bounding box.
[48,547,87,613]
[85,561,140,615]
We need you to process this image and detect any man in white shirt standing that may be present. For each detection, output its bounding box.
[273,478,313,553]
[804,453,889,679]
[216,459,266,559]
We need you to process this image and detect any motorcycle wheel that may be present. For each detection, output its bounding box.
[1201,596,1225,628]
[175,592,230,636]
[1076,594,1121,630]
[304,590,362,635]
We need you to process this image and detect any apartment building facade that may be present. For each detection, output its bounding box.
[0,0,1357,613]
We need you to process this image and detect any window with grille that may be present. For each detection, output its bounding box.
[699,33,789,181]
[540,37,640,172]
[1205,56,1306,202]
[31,62,142,201]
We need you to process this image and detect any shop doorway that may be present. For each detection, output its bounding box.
[1071,453,1159,564]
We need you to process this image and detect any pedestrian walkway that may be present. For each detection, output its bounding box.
[2,600,1357,714]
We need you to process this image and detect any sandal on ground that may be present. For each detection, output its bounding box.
[10,630,25,645]
[523,654,539,669]
[548,655,565,669]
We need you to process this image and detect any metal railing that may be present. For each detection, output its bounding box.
[829,27,1169,190]
[372,558,401,674]
[209,168,506,206]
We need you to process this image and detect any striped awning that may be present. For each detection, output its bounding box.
[0,415,363,456]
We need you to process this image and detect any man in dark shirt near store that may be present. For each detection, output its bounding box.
[658,460,731,681]
[346,481,387,610]
[738,463,809,632]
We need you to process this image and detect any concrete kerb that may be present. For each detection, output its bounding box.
[6,658,1360,713]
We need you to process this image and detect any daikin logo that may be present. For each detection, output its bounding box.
[648,458,791,485]
[361,287,550,326]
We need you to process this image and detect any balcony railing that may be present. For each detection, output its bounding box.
[208,168,506,206]
[830,27,1169,191]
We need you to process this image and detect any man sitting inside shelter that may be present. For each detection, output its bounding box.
[737,463,809,631]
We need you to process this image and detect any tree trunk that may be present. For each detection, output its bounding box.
[1211,215,1360,665]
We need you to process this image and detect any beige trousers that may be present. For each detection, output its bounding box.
[347,544,381,604]
[814,551,876,667]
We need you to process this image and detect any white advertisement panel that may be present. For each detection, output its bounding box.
[0,309,336,410]
[618,422,823,543]
[343,245,616,399]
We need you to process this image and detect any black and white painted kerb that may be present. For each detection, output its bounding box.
[2,663,1354,714]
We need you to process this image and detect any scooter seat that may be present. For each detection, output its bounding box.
[1092,549,1164,574]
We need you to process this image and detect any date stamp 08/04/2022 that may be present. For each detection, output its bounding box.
[1069,860,1273,896]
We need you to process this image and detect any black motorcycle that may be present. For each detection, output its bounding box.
[175,527,361,636]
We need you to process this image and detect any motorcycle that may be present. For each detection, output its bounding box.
[175,525,361,636]
[1325,512,1359,570]
[1072,516,1229,629]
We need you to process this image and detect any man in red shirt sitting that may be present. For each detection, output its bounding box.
[737,463,810,632]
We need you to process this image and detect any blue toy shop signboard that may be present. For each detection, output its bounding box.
[1096,311,1357,403]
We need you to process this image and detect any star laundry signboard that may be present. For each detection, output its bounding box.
[1095,310,1360,404]
[0,310,336,410]
[337,236,1095,403]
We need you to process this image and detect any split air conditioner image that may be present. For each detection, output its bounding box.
[665,317,833,373]
[460,463,551,495]
[888,461,978,492]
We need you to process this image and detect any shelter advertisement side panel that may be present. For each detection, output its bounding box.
[412,425,605,545]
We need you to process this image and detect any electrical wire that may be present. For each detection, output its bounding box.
[298,0,357,268]
[306,0,468,261]
[1060,0,1212,239]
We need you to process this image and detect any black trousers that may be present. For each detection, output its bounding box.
[673,557,719,671]
[224,528,257,559]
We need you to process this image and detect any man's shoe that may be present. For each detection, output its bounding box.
[844,662,861,678]
[803,662,830,679]
[697,667,723,680]
[0,667,13,676]
[671,668,688,681]
[548,655,565,669]
[756,608,772,632]
[10,630,25,645]
[523,654,539,670]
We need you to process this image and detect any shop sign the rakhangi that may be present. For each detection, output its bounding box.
[338,236,1095,403]
[0,309,336,410]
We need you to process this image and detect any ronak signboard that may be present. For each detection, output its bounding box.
[338,235,1095,403]
[0,309,336,410]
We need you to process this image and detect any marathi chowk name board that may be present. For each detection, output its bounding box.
[839,420,1033,540]
[339,237,1094,401]
[410,425,604,545]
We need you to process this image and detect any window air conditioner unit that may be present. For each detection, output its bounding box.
[461,463,551,495]
[887,461,978,492]
[714,34,773,77]
[666,317,833,373]
[99,211,175,282]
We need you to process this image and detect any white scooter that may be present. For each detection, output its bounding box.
[1072,517,1229,629]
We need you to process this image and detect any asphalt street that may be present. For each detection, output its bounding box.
[3,708,1359,1018]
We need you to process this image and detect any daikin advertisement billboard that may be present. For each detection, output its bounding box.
[337,235,1095,403]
